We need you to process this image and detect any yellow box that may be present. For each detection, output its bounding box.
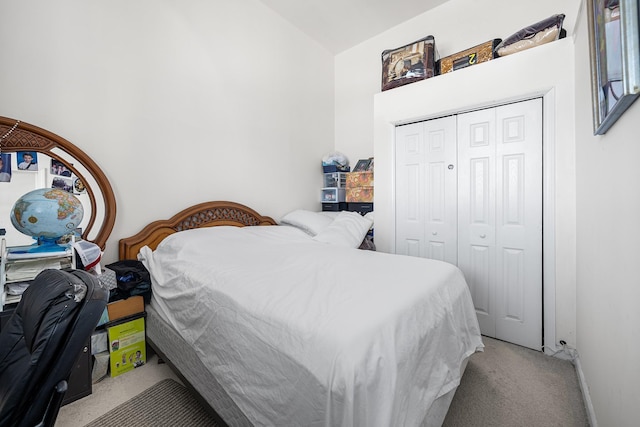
[108,316,146,377]
[346,187,374,203]
[106,296,144,322]
[346,172,374,188]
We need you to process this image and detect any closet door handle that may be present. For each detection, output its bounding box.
[479,234,486,239]
[432,231,438,236]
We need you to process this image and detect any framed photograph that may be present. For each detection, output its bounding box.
[353,158,372,172]
[51,159,72,177]
[17,151,38,171]
[0,153,12,182]
[52,176,74,193]
[587,0,640,135]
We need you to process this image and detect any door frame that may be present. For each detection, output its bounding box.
[387,91,557,353]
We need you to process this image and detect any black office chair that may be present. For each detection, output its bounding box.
[0,268,108,427]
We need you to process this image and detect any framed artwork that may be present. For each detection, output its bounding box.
[587,0,640,135]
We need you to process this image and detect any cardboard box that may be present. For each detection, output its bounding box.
[346,172,374,188]
[107,314,146,377]
[346,187,374,203]
[106,296,144,322]
[439,39,501,74]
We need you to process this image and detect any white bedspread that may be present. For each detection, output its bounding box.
[140,225,483,427]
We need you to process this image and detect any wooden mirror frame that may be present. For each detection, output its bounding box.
[0,116,116,249]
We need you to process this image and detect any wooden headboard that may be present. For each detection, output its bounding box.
[119,201,277,260]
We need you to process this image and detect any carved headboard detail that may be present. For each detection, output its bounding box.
[119,201,277,260]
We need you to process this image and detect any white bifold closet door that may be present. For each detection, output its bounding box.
[395,98,542,350]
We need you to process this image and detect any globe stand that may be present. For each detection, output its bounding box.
[10,237,69,255]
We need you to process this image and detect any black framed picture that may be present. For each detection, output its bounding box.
[353,158,372,172]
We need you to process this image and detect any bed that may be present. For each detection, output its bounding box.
[119,201,483,427]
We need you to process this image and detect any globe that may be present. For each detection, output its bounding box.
[10,188,84,245]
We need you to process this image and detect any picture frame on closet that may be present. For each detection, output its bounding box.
[587,0,640,135]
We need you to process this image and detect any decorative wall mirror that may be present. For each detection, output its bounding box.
[0,116,116,249]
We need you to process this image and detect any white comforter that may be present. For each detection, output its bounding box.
[140,225,482,427]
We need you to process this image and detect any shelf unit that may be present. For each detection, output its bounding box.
[0,238,75,312]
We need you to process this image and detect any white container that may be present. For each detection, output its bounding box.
[321,187,346,203]
[323,172,347,188]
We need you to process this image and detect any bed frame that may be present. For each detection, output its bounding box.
[119,201,276,426]
[119,201,467,427]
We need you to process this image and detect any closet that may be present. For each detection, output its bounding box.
[395,98,542,350]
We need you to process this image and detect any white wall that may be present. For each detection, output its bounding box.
[0,0,335,263]
[574,2,640,426]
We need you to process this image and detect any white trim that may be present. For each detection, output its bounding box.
[542,89,557,355]
[574,354,599,427]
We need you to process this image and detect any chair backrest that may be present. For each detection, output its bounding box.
[0,268,108,427]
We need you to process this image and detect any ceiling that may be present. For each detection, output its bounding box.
[257,0,449,54]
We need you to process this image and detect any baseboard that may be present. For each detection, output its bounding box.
[573,353,598,427]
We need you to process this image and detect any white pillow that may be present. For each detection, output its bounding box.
[279,209,333,236]
[318,211,341,220]
[364,211,374,228]
[313,211,373,248]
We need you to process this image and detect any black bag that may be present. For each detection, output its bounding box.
[105,260,151,303]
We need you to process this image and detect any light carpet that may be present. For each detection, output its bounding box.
[83,378,218,427]
[443,337,589,427]
[79,337,589,427]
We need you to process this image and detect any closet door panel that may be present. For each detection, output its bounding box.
[494,98,543,350]
[424,117,457,264]
[395,123,426,257]
[458,108,497,336]
[395,117,456,263]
